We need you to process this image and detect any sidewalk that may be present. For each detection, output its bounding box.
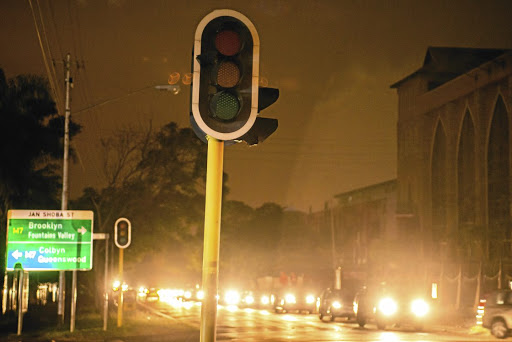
[1,303,198,342]
[430,307,491,337]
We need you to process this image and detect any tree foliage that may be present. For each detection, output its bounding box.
[0,69,81,276]
[75,122,208,286]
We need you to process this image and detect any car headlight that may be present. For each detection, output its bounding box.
[332,301,342,309]
[411,299,429,317]
[260,295,270,305]
[285,293,296,304]
[196,290,204,300]
[306,295,316,304]
[244,294,255,305]
[378,297,398,316]
[224,290,240,305]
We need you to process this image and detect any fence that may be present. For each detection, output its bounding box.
[429,261,511,311]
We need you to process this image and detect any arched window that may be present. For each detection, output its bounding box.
[458,111,476,226]
[487,96,510,258]
[432,121,447,232]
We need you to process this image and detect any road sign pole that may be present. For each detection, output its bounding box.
[200,137,224,342]
[117,248,124,328]
[17,268,23,336]
[70,270,77,332]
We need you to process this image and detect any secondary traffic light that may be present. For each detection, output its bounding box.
[114,218,131,249]
[192,9,261,141]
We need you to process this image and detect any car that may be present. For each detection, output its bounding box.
[318,288,356,321]
[180,287,204,302]
[353,283,431,331]
[239,290,259,308]
[273,288,319,314]
[478,289,512,339]
[145,288,160,303]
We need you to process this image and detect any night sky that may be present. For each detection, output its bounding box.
[2,0,512,212]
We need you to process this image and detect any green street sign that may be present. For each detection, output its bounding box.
[6,210,94,271]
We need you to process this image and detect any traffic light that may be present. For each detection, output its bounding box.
[114,218,131,249]
[191,9,278,144]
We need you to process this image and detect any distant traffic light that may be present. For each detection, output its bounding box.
[192,9,278,144]
[114,218,131,249]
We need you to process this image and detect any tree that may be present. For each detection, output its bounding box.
[0,68,81,292]
[75,122,208,292]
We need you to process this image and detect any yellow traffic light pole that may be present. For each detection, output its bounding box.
[200,137,224,342]
[117,248,124,327]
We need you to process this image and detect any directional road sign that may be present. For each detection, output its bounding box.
[6,210,94,271]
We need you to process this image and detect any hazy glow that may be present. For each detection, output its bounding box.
[306,294,316,304]
[379,332,400,342]
[224,290,241,305]
[411,299,429,317]
[285,293,296,304]
[378,297,397,316]
[281,314,298,322]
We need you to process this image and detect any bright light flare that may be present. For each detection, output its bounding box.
[260,295,270,305]
[196,290,204,301]
[332,301,342,309]
[411,299,429,317]
[244,294,255,305]
[281,314,298,322]
[306,294,316,304]
[285,293,296,304]
[378,297,398,316]
[224,290,241,305]
[112,280,121,291]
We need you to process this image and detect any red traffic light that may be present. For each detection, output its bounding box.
[215,30,241,56]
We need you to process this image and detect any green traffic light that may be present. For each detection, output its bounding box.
[211,91,240,120]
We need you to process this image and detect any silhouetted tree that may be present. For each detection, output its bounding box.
[0,68,80,294]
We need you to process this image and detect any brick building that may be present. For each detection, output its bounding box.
[308,47,512,292]
[391,47,512,265]
[307,180,397,281]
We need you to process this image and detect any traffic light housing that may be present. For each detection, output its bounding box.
[114,218,131,249]
[191,9,278,144]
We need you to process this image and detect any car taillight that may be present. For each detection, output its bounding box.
[476,298,486,325]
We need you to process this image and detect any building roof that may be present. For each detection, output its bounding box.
[334,179,396,205]
[390,46,510,89]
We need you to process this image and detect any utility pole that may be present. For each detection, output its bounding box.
[58,53,72,326]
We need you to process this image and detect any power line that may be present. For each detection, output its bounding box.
[28,0,63,115]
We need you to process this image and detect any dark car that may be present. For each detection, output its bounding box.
[318,288,355,321]
[478,289,512,339]
[274,288,319,314]
[353,284,432,331]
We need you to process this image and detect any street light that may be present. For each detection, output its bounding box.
[74,84,181,115]
[154,84,181,95]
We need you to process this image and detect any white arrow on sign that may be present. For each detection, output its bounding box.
[12,250,23,260]
[78,226,87,235]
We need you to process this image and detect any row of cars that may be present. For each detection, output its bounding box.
[176,283,434,332]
